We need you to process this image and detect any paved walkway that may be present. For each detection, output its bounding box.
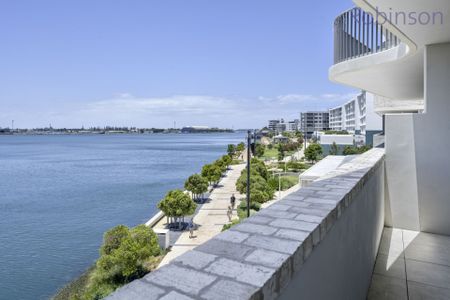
[368,227,450,299]
[157,163,246,267]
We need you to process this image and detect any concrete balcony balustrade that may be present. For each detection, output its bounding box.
[107,149,387,299]
[329,6,424,106]
[333,7,402,65]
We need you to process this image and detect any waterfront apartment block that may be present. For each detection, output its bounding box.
[108,1,450,299]
[286,119,299,132]
[299,111,329,138]
[267,119,299,134]
[329,91,382,145]
[267,119,281,132]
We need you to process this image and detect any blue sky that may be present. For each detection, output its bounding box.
[0,0,357,129]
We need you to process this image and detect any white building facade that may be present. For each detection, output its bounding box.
[328,91,382,145]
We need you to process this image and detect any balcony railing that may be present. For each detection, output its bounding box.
[334,7,401,64]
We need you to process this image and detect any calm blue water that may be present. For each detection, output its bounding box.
[0,133,244,300]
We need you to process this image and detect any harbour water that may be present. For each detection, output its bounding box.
[0,133,244,300]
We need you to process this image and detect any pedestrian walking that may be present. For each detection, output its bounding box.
[230,194,236,209]
[227,205,232,222]
[189,221,194,239]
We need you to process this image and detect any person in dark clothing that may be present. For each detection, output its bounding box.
[230,194,236,209]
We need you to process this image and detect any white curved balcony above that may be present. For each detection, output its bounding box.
[329,7,423,103]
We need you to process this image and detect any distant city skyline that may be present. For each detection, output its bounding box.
[0,0,356,129]
[2,92,357,129]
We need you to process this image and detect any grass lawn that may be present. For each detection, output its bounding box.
[262,148,279,159]
[261,148,295,160]
[282,175,299,187]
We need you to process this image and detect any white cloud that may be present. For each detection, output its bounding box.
[1,92,359,129]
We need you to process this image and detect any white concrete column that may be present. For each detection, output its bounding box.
[384,42,450,235]
[384,113,421,231]
[413,42,450,235]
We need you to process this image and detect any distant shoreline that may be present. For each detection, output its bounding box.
[0,130,244,136]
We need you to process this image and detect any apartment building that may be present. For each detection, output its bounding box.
[268,118,299,133]
[329,91,382,145]
[286,119,299,132]
[267,119,281,132]
[299,111,329,138]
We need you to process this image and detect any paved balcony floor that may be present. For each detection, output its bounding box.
[368,227,450,299]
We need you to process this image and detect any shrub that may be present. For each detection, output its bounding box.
[239,200,261,211]
[286,161,307,171]
[329,142,339,155]
[268,176,298,191]
[222,219,241,231]
[305,143,323,162]
[100,225,130,256]
[235,158,274,203]
[343,145,372,155]
[250,189,267,204]
[85,225,161,299]
[237,200,261,219]
[255,144,265,157]
[324,130,349,135]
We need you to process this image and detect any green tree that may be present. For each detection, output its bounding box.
[201,164,222,186]
[255,144,265,157]
[214,158,227,173]
[236,142,245,152]
[221,154,232,168]
[277,144,285,161]
[157,189,197,227]
[184,174,208,201]
[227,144,236,157]
[305,143,323,162]
[329,142,339,155]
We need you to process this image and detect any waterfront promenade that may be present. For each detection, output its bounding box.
[156,163,246,267]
